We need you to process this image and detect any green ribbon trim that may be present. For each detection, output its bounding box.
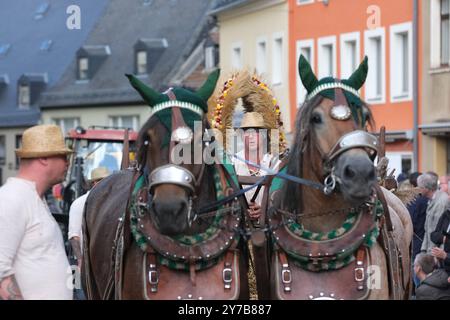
[279,200,383,272]
[129,167,239,271]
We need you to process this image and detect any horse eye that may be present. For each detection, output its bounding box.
[311,113,323,125]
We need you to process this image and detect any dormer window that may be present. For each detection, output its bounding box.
[78,57,89,80]
[205,46,215,70]
[18,84,31,109]
[76,45,111,81]
[136,50,148,75]
[17,73,47,109]
[133,38,168,75]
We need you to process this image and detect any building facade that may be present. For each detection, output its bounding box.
[212,0,291,132]
[289,0,416,176]
[420,0,450,175]
[0,0,108,184]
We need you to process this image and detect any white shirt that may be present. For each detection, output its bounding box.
[0,178,72,300]
[68,191,89,250]
[234,150,281,205]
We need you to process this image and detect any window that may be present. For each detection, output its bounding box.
[256,38,267,74]
[0,136,5,165]
[340,32,360,79]
[297,0,314,4]
[431,0,450,67]
[52,118,80,135]
[386,152,413,177]
[318,36,336,78]
[0,44,11,57]
[109,116,139,131]
[231,44,242,69]
[447,139,450,173]
[364,28,386,103]
[390,23,412,102]
[78,57,89,80]
[205,46,216,70]
[136,50,147,75]
[40,40,53,51]
[18,84,30,109]
[272,35,283,85]
[35,2,50,20]
[296,39,314,107]
[442,0,450,66]
[15,135,22,169]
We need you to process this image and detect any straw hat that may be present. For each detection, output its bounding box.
[90,167,110,182]
[240,112,267,129]
[15,124,73,158]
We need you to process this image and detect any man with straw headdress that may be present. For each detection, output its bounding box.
[210,71,287,222]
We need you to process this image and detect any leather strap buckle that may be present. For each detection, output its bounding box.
[354,267,365,282]
[223,266,233,289]
[148,263,159,293]
[281,264,292,292]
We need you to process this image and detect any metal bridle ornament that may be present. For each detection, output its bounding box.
[320,130,379,194]
[330,104,352,121]
[325,130,379,163]
[149,164,197,193]
[171,126,194,144]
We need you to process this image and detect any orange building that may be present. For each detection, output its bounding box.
[289,0,417,176]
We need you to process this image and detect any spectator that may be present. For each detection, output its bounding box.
[406,172,427,287]
[439,175,450,196]
[0,125,73,300]
[414,253,450,300]
[397,172,408,185]
[409,171,422,188]
[430,208,450,273]
[420,173,450,253]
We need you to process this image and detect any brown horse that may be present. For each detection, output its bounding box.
[262,56,413,300]
[81,71,249,300]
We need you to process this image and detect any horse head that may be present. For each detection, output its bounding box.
[293,55,378,207]
[126,70,220,236]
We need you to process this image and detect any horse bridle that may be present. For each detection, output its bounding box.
[318,129,379,194]
[146,90,208,226]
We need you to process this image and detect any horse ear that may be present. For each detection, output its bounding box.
[298,54,318,94]
[196,69,220,101]
[125,74,160,107]
[347,56,368,90]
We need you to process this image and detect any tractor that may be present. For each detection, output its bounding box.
[50,126,138,253]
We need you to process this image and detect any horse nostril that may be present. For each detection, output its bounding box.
[367,168,376,181]
[177,201,187,217]
[344,165,356,179]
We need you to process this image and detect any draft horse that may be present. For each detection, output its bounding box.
[260,56,413,300]
[81,70,250,300]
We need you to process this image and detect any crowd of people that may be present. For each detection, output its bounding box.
[400,171,450,299]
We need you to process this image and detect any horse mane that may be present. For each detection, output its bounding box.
[280,95,375,213]
[136,115,160,169]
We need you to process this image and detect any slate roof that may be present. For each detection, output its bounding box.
[209,0,252,14]
[40,0,217,109]
[0,0,108,127]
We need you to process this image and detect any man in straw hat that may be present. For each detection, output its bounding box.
[68,166,110,300]
[0,124,73,300]
[234,111,281,221]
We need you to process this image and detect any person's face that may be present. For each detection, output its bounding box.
[244,129,261,151]
[46,155,69,184]
[439,177,449,194]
